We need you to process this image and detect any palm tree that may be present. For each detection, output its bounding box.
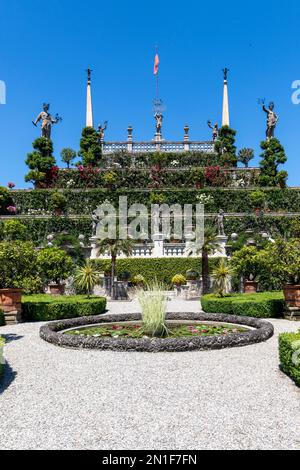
[97,238,134,299]
[186,227,220,295]
[237,148,254,168]
[212,258,234,297]
[74,260,100,298]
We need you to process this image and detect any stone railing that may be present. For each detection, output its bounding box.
[103,141,214,154]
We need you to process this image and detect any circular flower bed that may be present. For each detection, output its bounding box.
[40,312,274,353]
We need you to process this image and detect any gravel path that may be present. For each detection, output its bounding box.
[0,298,299,450]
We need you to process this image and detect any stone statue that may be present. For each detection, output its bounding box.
[154,113,163,135]
[32,103,62,140]
[98,121,108,141]
[92,209,100,237]
[223,67,229,81]
[262,102,278,139]
[217,209,225,236]
[207,121,219,142]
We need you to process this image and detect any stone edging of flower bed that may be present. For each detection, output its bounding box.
[39,312,274,353]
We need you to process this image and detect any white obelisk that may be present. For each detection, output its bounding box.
[222,68,230,127]
[86,68,94,128]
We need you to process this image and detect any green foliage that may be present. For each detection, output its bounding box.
[215,126,237,167]
[102,171,118,188]
[131,274,146,286]
[25,138,56,185]
[0,335,5,377]
[230,246,266,281]
[259,138,288,187]
[0,310,4,326]
[93,257,220,287]
[238,148,254,168]
[137,284,168,337]
[202,292,285,318]
[49,191,67,213]
[22,294,107,322]
[172,274,186,286]
[37,247,74,285]
[0,241,38,289]
[78,127,102,166]
[2,220,27,241]
[0,186,12,215]
[74,260,101,297]
[279,331,300,386]
[263,238,300,285]
[60,148,77,168]
[212,259,233,297]
[250,190,267,210]
[53,233,85,264]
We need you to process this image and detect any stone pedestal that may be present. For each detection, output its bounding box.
[90,236,98,259]
[214,235,228,257]
[284,306,300,321]
[152,233,164,258]
[0,288,22,325]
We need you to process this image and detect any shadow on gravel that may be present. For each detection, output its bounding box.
[0,362,17,394]
[2,333,23,343]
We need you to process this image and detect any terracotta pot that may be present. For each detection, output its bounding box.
[0,288,22,314]
[49,283,65,296]
[243,280,258,294]
[283,284,300,308]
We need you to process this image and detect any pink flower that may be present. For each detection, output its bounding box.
[7,182,15,189]
[7,206,17,214]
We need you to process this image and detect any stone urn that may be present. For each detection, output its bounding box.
[0,288,23,324]
[49,283,66,296]
[244,280,258,294]
[283,284,300,308]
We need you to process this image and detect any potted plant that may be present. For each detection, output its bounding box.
[265,239,300,309]
[0,241,38,323]
[132,274,146,289]
[172,274,186,295]
[37,247,74,295]
[230,246,264,293]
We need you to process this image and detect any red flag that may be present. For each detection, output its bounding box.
[153,54,159,75]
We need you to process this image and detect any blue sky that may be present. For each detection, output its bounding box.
[0,0,300,188]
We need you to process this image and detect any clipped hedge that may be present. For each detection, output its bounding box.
[0,336,5,378]
[22,294,107,322]
[279,331,300,386]
[201,292,285,318]
[93,257,220,287]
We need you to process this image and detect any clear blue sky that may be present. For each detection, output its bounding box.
[1,0,300,188]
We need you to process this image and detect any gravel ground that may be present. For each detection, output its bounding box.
[0,298,299,450]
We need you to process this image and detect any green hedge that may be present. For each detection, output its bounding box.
[279,331,300,386]
[201,292,285,318]
[22,294,107,322]
[1,215,299,246]
[10,187,300,216]
[0,336,5,378]
[0,309,4,326]
[93,257,220,287]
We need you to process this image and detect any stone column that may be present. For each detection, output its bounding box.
[222,79,230,127]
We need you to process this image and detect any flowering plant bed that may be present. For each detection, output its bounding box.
[65,321,247,339]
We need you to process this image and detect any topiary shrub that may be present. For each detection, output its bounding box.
[37,247,74,286]
[22,294,107,321]
[2,220,27,241]
[279,331,300,386]
[201,292,284,318]
[0,241,39,289]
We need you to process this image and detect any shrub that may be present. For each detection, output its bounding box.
[0,336,5,377]
[0,241,39,289]
[22,294,107,321]
[25,138,57,186]
[2,220,27,241]
[132,274,146,286]
[250,190,266,210]
[93,258,220,288]
[259,138,287,187]
[230,246,266,282]
[0,309,4,326]
[49,191,67,214]
[37,247,74,285]
[0,186,12,215]
[74,260,101,297]
[172,274,186,286]
[201,292,284,318]
[279,331,300,386]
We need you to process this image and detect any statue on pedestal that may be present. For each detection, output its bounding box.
[98,121,108,141]
[207,121,219,142]
[154,112,163,135]
[32,103,62,140]
[92,209,101,237]
[261,101,278,139]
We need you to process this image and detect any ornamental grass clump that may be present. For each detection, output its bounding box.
[137,283,168,338]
